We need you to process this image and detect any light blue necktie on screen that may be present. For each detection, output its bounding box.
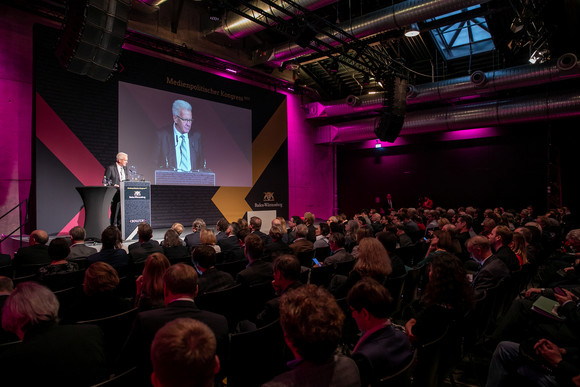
[179,134,189,171]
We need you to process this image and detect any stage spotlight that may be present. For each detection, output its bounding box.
[404,23,420,37]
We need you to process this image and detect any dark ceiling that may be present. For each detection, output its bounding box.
[9,0,580,101]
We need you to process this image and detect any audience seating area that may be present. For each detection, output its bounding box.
[0,204,577,386]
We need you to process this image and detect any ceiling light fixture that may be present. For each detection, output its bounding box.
[404,23,420,38]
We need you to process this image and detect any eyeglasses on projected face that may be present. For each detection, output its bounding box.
[176,116,193,123]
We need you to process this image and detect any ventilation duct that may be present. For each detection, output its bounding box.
[266,0,492,65]
[304,58,580,119]
[210,0,338,40]
[315,90,580,143]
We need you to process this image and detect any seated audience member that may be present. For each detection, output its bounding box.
[266,225,291,261]
[348,278,414,386]
[290,224,314,255]
[486,339,580,387]
[169,222,186,245]
[200,229,221,253]
[272,217,289,244]
[405,253,474,345]
[151,318,220,387]
[249,216,273,246]
[38,237,79,281]
[489,225,521,272]
[184,218,206,250]
[192,245,235,294]
[510,232,529,267]
[345,220,360,253]
[0,276,18,344]
[66,261,133,322]
[255,255,302,327]
[375,231,407,277]
[87,226,129,271]
[416,229,455,267]
[313,222,331,249]
[12,229,51,268]
[135,253,171,311]
[236,234,273,287]
[218,222,244,263]
[370,213,384,235]
[120,264,229,384]
[0,282,108,386]
[67,226,97,259]
[467,236,510,299]
[304,212,317,243]
[395,224,413,248]
[286,215,303,245]
[488,285,580,347]
[455,214,474,260]
[161,229,190,262]
[129,222,163,264]
[480,218,496,237]
[324,232,354,265]
[351,228,373,259]
[333,238,392,299]
[215,218,229,241]
[263,285,361,387]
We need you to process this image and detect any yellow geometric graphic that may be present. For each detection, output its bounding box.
[211,186,253,223]
[211,100,288,221]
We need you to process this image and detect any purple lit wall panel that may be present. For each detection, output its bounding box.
[0,6,37,243]
[287,94,335,219]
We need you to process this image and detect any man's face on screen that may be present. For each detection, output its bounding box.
[174,108,193,134]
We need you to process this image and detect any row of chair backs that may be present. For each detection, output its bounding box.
[228,319,289,387]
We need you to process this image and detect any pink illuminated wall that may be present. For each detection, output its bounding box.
[0,6,54,250]
[286,94,335,220]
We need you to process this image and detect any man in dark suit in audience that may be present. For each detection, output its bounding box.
[193,245,235,293]
[255,255,302,327]
[236,234,273,287]
[289,224,314,255]
[467,235,511,299]
[12,229,51,268]
[489,225,520,272]
[324,233,354,265]
[120,263,229,384]
[215,218,229,241]
[151,318,220,387]
[217,222,244,262]
[184,218,206,250]
[67,226,97,260]
[129,222,163,264]
[249,216,272,246]
[348,278,414,386]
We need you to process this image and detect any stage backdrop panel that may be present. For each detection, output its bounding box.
[34,24,288,236]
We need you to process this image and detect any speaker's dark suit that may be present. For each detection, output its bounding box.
[154,127,204,170]
[120,300,229,382]
[104,163,127,227]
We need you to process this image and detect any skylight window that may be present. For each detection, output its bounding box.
[429,6,495,60]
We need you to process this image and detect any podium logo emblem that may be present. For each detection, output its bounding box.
[263,192,275,202]
[134,191,142,197]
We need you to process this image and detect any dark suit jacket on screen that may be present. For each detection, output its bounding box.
[154,127,204,170]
